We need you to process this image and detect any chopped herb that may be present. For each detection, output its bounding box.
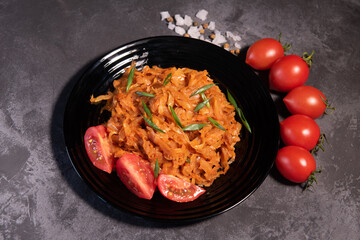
[163,73,172,86]
[227,90,251,133]
[208,117,226,131]
[135,91,155,97]
[154,159,159,178]
[126,66,135,93]
[143,116,165,133]
[236,108,252,133]
[194,97,212,112]
[190,83,216,97]
[169,105,183,128]
[142,100,152,121]
[186,158,191,163]
[201,92,210,108]
[182,123,209,131]
[226,89,238,109]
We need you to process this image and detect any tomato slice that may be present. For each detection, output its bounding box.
[84,125,114,173]
[157,174,205,202]
[116,153,156,200]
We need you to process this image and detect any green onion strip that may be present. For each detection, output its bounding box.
[169,105,184,128]
[190,84,216,97]
[142,100,152,121]
[143,116,165,133]
[208,117,226,131]
[182,123,209,131]
[227,90,251,133]
[126,66,135,93]
[163,73,172,86]
[194,97,212,112]
[135,91,155,97]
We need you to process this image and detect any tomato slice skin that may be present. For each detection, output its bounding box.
[283,85,327,119]
[84,125,114,173]
[116,153,156,200]
[275,146,316,183]
[157,174,205,202]
[245,38,284,70]
[269,55,309,92]
[280,114,320,151]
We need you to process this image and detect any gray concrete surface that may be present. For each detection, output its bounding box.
[1,0,359,239]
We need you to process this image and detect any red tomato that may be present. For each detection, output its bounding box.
[245,38,284,70]
[283,85,327,119]
[280,115,320,151]
[116,153,156,200]
[157,174,205,202]
[84,125,114,173]
[275,146,316,183]
[269,55,309,92]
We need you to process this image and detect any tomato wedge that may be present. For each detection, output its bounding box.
[157,174,205,202]
[84,125,114,173]
[116,153,156,200]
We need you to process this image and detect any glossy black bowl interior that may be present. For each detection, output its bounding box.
[63,36,279,222]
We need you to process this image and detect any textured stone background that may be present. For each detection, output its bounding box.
[1,0,359,239]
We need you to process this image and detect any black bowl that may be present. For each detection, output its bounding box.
[63,36,279,222]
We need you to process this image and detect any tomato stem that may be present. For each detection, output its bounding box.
[303,169,322,191]
[278,33,292,52]
[311,134,328,155]
[302,50,315,68]
[320,95,336,115]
